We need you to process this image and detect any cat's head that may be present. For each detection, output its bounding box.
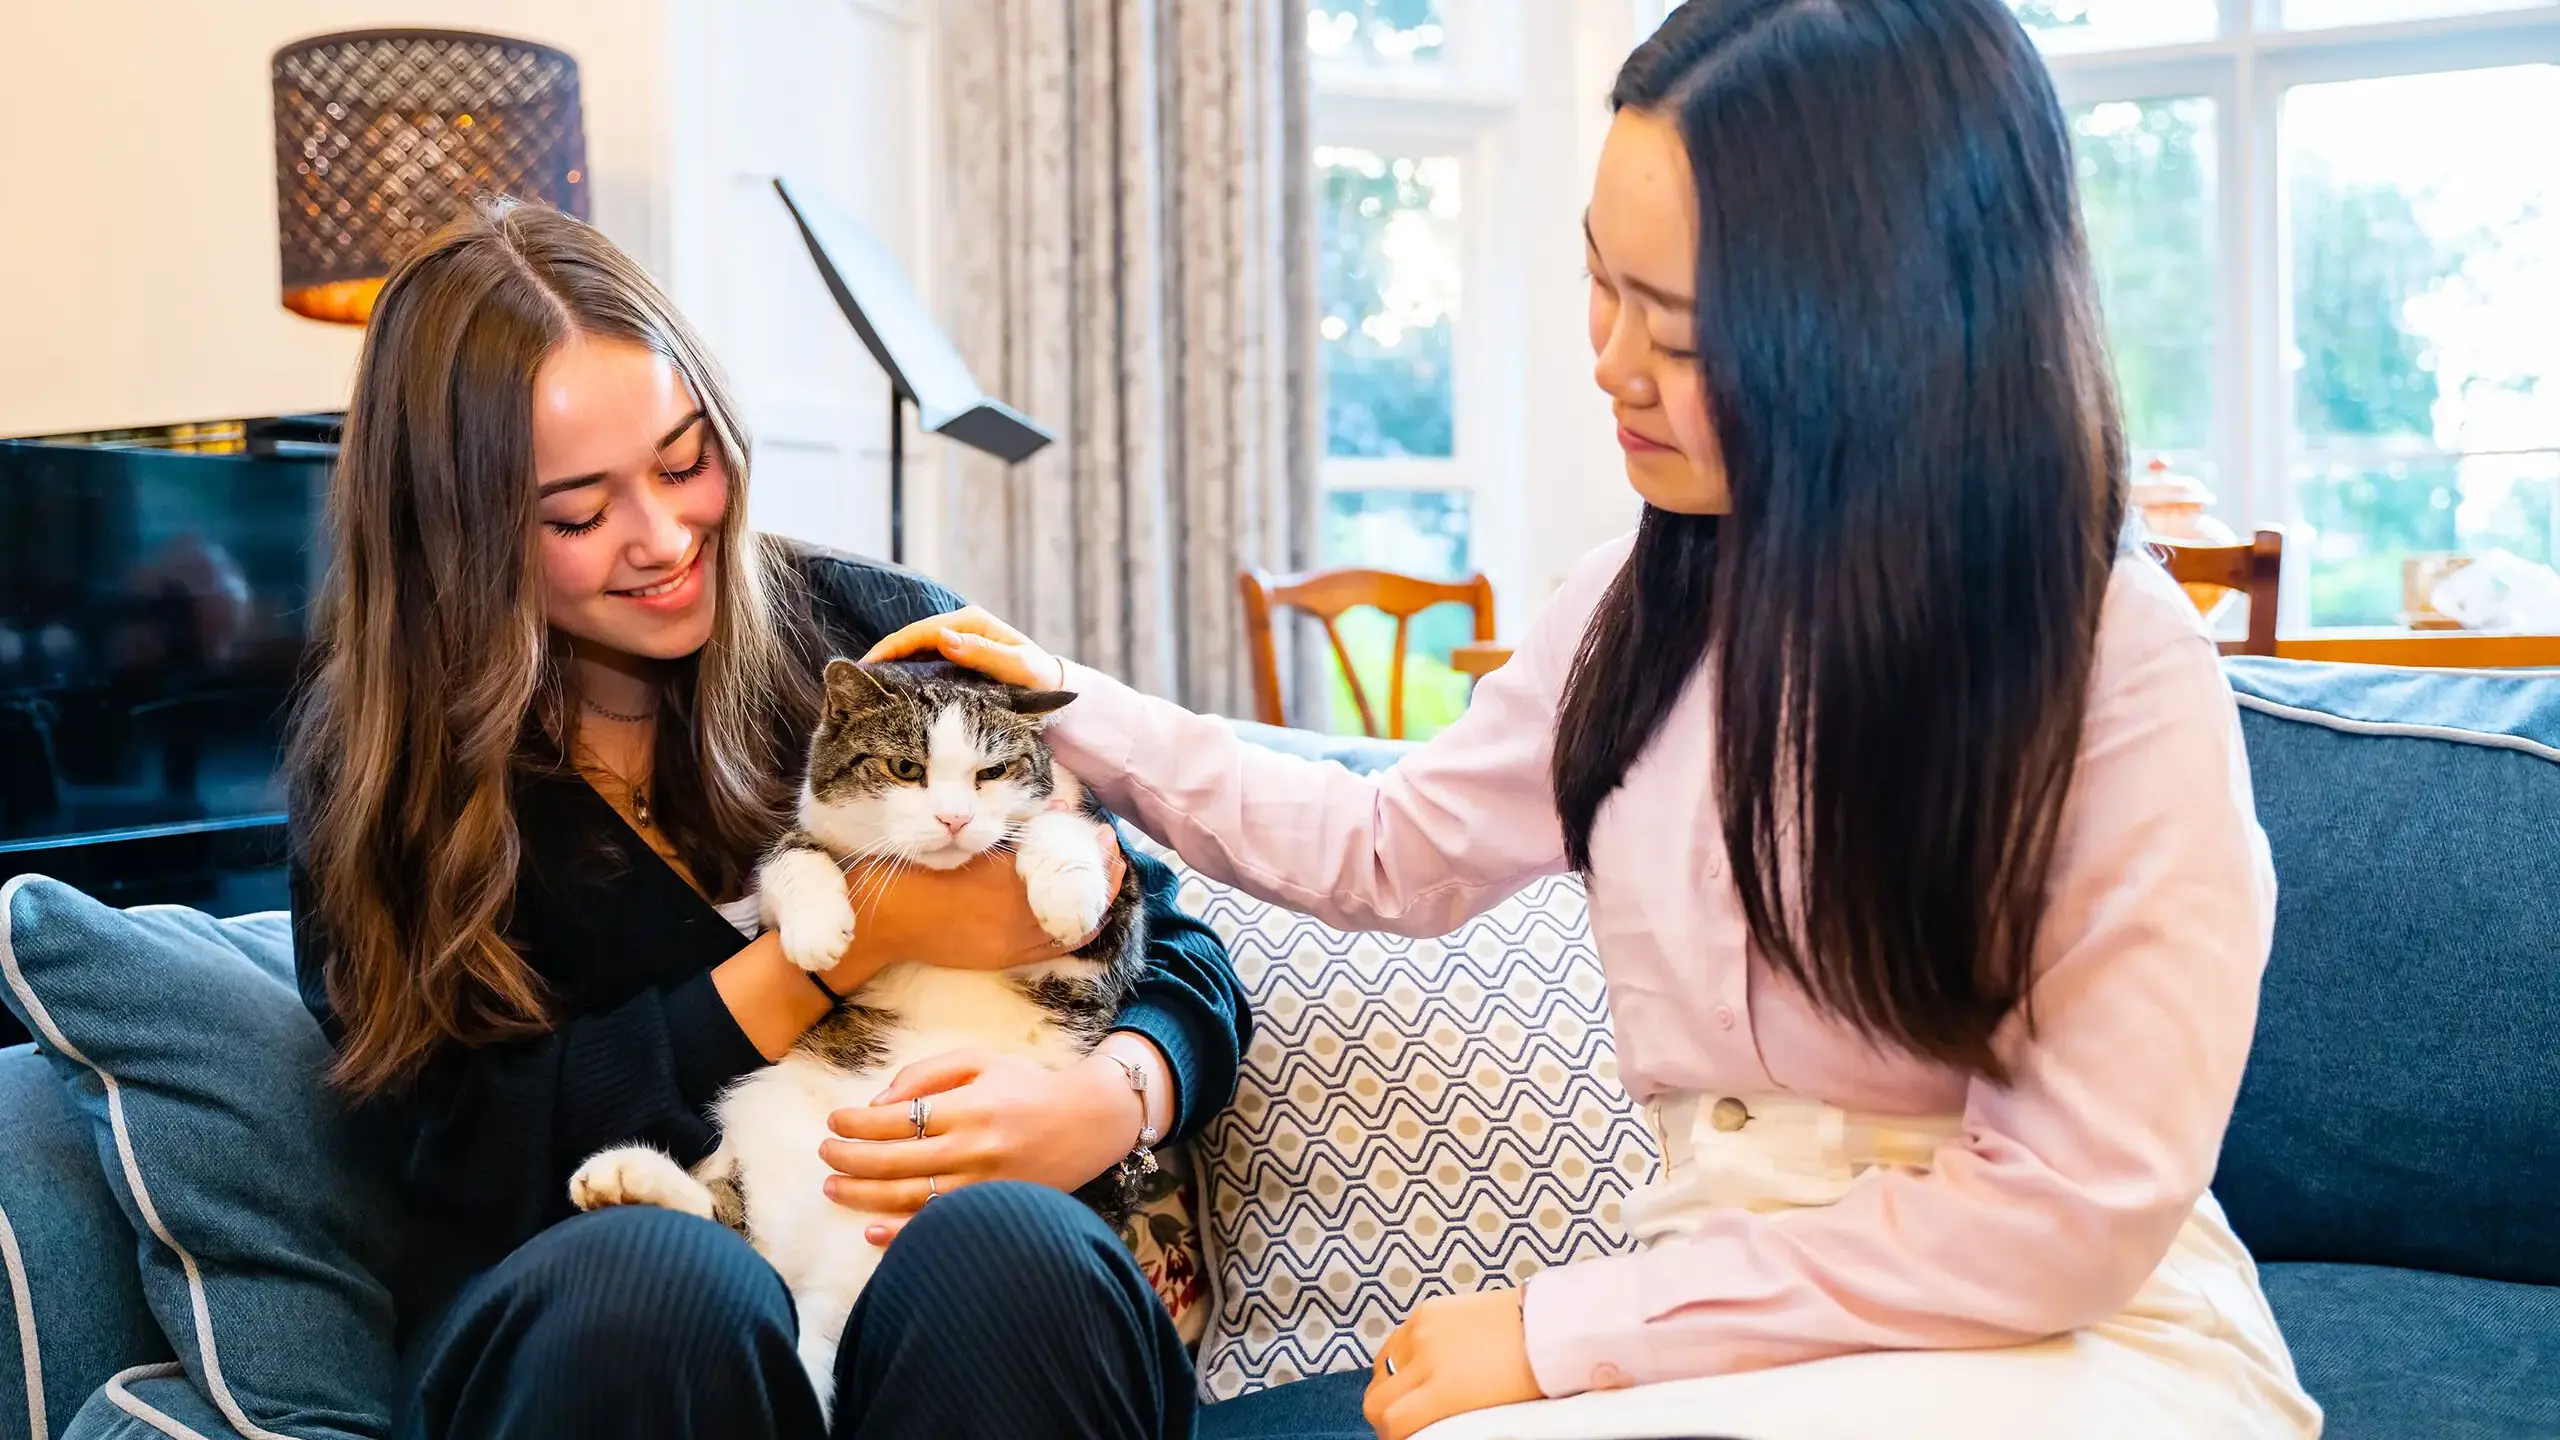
[798,658,1075,870]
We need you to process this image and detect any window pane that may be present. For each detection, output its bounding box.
[1319,147,1462,459]
[2287,67,2560,454]
[2072,97,2218,469]
[1322,487,1471,578]
[1318,489,1474,738]
[2296,452,2560,626]
[1308,1,1445,65]
[2002,0,2217,51]
[2282,0,2554,28]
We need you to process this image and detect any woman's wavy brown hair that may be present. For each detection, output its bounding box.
[288,201,816,1098]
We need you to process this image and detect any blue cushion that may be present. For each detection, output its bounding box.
[2,1044,171,1440]
[2216,660,2560,1286]
[62,1363,255,1440]
[0,877,399,1439]
[2262,1262,2559,1440]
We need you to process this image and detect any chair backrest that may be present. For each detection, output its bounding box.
[2150,527,2284,656]
[1238,568,1496,739]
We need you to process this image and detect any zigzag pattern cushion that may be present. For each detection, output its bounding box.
[1171,866,1659,1400]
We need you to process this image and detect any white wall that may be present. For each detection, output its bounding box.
[0,0,934,567]
[663,0,941,571]
[0,0,672,438]
[1513,0,1646,607]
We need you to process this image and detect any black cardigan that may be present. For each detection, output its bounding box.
[290,545,1248,1316]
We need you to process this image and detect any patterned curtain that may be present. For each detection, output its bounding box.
[936,0,1317,717]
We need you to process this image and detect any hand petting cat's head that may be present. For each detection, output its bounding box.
[796,658,1076,870]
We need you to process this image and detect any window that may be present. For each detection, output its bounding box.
[2284,66,2560,623]
[1310,0,1447,64]
[2010,0,2219,52]
[2073,96,2219,481]
[2022,0,2560,628]
[1318,145,1461,461]
[1308,1,1515,737]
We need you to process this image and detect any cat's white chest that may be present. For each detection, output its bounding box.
[858,962,1089,1066]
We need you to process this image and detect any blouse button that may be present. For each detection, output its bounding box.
[1710,1096,1752,1132]
[1590,1363,1627,1390]
[1713,1003,1736,1030]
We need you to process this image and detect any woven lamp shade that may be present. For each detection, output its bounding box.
[272,29,589,325]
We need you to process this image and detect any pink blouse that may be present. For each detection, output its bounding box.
[1047,533,2275,1398]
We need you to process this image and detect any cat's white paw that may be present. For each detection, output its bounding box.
[779,895,857,974]
[1022,860,1110,948]
[763,848,857,974]
[568,1146,716,1219]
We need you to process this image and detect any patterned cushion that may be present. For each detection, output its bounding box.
[1172,866,1658,1401]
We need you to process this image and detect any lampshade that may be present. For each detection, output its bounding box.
[271,29,589,325]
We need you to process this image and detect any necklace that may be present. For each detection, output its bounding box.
[581,693,660,725]
[575,698,658,828]
[591,761,654,829]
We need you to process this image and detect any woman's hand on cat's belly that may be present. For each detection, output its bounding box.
[860,606,1067,691]
[816,1046,1142,1242]
[837,822,1127,973]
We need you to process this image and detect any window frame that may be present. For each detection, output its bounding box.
[1310,0,1525,593]
[2039,1,2560,629]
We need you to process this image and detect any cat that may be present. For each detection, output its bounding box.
[566,658,1148,1415]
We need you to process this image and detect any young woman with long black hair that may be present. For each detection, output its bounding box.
[873,2,2323,1436]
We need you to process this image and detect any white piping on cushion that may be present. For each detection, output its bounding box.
[105,1362,218,1440]
[1,1201,42,1440]
[0,876,298,1440]
[2232,692,2560,766]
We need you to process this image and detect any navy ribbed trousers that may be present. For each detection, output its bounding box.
[399,1180,1373,1439]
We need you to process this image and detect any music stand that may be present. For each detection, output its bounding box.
[773,176,1054,563]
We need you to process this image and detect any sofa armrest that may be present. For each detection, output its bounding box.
[1226,719,1416,776]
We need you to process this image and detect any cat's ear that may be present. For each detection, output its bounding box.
[822,657,885,724]
[1007,688,1078,720]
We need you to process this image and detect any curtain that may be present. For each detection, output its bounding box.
[937,0,1316,717]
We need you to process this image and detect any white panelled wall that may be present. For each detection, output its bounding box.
[664,0,944,573]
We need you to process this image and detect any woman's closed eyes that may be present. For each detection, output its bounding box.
[541,422,715,537]
[1587,255,1698,361]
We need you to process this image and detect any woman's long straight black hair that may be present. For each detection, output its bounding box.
[1554,0,2128,1080]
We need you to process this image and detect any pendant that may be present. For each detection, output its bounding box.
[632,786,652,828]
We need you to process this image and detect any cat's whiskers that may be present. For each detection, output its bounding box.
[828,832,916,921]
[833,841,905,891]
[844,852,911,917]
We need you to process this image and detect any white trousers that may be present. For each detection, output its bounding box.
[1418,1093,2324,1440]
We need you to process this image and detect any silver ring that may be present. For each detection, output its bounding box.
[925,1174,940,1203]
[909,1096,931,1140]
[1383,1356,1398,1377]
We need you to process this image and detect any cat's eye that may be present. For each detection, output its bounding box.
[976,762,1010,783]
[877,757,926,783]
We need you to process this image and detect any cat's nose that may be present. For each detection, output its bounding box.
[934,812,972,836]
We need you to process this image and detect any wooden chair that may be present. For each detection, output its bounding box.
[2150,528,2284,657]
[1239,567,1496,739]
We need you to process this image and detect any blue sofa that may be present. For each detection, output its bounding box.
[3,659,2554,1439]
